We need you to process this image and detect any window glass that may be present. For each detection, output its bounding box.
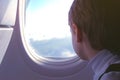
[25,0,76,58]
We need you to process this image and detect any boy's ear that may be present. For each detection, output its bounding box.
[72,24,82,42]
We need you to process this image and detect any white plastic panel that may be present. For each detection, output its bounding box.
[0,0,18,26]
[0,28,13,64]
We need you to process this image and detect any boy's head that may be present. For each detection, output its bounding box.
[69,0,120,56]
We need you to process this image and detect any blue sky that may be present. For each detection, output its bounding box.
[27,0,57,11]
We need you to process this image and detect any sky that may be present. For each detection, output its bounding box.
[25,0,74,41]
[24,0,75,58]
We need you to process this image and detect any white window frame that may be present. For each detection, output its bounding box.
[19,0,88,78]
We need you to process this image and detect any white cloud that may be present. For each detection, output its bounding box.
[61,50,76,57]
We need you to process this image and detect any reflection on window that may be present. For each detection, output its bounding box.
[25,0,76,58]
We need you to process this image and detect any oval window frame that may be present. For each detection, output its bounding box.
[19,0,88,78]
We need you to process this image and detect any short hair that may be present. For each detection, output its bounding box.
[69,0,120,55]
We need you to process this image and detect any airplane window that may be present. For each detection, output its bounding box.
[24,0,76,58]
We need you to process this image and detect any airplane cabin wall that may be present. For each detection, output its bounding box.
[0,0,94,80]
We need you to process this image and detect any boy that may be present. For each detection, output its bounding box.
[69,0,120,80]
